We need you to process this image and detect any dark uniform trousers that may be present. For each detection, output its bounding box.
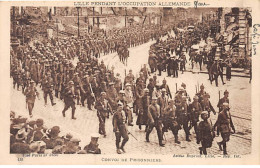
[113,112,129,150]
[97,112,107,135]
[146,104,163,145]
[62,97,76,119]
[44,87,55,105]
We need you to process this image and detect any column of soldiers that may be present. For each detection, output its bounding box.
[11,24,235,155]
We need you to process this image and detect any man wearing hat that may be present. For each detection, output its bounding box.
[162,99,180,144]
[84,133,101,154]
[176,95,191,142]
[72,72,82,105]
[24,80,39,118]
[160,79,172,99]
[189,95,202,135]
[117,90,133,126]
[62,81,77,120]
[214,103,235,155]
[41,72,56,106]
[112,101,129,154]
[196,111,215,155]
[200,93,216,118]
[106,82,118,111]
[217,90,229,112]
[146,96,164,147]
[95,92,112,137]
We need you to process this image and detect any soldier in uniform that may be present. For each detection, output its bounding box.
[189,95,202,135]
[146,96,165,147]
[24,81,39,118]
[200,93,216,118]
[196,111,215,155]
[162,99,180,144]
[106,82,118,112]
[214,103,235,155]
[42,72,56,106]
[62,81,77,120]
[72,73,82,105]
[113,101,129,154]
[217,90,229,112]
[95,92,112,137]
[84,133,101,154]
[160,79,172,99]
[176,96,191,142]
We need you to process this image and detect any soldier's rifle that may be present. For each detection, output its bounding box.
[128,131,138,141]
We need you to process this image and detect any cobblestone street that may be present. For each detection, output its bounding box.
[11,40,251,155]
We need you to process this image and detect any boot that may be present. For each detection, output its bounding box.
[71,110,76,120]
[186,135,191,142]
[62,110,66,117]
[199,147,203,155]
[159,141,165,147]
[146,134,150,142]
[117,149,122,154]
[174,135,181,144]
[120,146,126,153]
[217,142,223,151]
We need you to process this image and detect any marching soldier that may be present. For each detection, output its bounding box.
[113,101,129,154]
[42,72,56,106]
[95,92,112,137]
[146,96,165,147]
[107,82,118,112]
[217,90,229,112]
[196,111,215,155]
[214,103,235,155]
[176,96,191,142]
[24,81,40,118]
[200,93,216,118]
[189,95,202,135]
[73,73,82,105]
[62,81,77,120]
[160,79,172,99]
[162,99,180,144]
[117,90,133,126]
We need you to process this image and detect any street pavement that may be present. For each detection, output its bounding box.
[11,39,251,155]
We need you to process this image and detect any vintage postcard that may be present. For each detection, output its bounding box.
[0,0,260,165]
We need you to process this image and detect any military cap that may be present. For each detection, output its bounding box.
[65,133,73,140]
[68,81,74,85]
[200,84,205,89]
[36,119,44,127]
[30,80,35,84]
[109,82,114,85]
[117,101,123,106]
[152,96,158,100]
[193,95,199,100]
[83,75,89,78]
[119,90,125,94]
[181,83,186,87]
[201,111,208,115]
[101,92,106,96]
[144,88,149,92]
[224,90,229,95]
[125,83,131,87]
[161,88,166,92]
[91,133,100,139]
[15,128,27,141]
[74,72,79,75]
[49,126,60,136]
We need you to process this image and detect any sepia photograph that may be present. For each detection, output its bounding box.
[0,1,258,164]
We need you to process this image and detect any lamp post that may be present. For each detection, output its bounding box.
[76,7,80,38]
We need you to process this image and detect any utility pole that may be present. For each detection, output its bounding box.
[125,7,127,27]
[77,7,80,38]
[93,7,95,26]
[56,18,59,39]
